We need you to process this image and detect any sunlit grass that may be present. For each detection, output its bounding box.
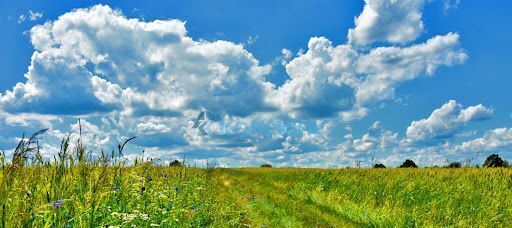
[1,130,511,227]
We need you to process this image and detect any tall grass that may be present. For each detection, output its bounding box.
[219,168,512,227]
[0,129,242,227]
[1,129,511,227]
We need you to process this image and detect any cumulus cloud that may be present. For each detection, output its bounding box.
[1,5,274,119]
[136,122,171,135]
[459,128,512,152]
[350,121,399,152]
[1,4,467,121]
[275,32,466,118]
[348,0,426,45]
[406,100,493,143]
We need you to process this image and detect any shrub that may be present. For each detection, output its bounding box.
[260,164,272,168]
[169,159,183,167]
[373,163,386,168]
[446,162,462,168]
[483,154,508,168]
[399,159,418,168]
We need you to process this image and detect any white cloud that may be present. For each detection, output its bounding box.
[275,33,466,118]
[137,122,171,134]
[406,100,493,143]
[443,0,461,13]
[1,4,467,122]
[348,0,426,45]
[18,15,26,24]
[0,110,62,128]
[459,128,512,152]
[355,33,467,103]
[29,10,43,21]
[1,5,275,119]
[351,121,399,152]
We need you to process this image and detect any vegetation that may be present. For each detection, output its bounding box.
[399,159,418,168]
[484,154,509,168]
[169,159,183,167]
[260,164,273,168]
[446,162,462,168]
[373,163,386,168]
[1,130,512,227]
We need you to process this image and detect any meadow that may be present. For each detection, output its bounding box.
[1,131,512,227]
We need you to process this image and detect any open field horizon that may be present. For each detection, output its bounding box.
[2,0,512,227]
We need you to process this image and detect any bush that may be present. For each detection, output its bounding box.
[260,164,272,168]
[446,162,462,168]
[373,163,386,168]
[399,159,418,168]
[169,159,183,167]
[483,154,508,168]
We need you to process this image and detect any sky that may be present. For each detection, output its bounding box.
[1,0,511,167]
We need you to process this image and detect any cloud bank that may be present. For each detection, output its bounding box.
[1,2,505,167]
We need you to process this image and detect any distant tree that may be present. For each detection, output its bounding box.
[373,163,386,168]
[260,164,272,168]
[399,159,418,168]
[483,154,508,168]
[169,159,183,167]
[446,162,462,168]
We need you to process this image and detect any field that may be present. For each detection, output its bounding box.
[0,132,510,227]
[2,161,512,227]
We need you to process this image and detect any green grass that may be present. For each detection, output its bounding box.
[3,166,512,227]
[2,133,512,227]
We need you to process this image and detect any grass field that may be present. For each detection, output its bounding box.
[2,163,512,227]
[2,132,512,227]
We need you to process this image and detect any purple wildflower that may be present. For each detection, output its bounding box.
[51,200,63,207]
[114,186,119,191]
[163,173,168,178]
[147,177,153,182]
[252,196,257,201]
[174,186,179,192]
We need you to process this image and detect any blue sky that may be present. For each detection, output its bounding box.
[0,0,511,167]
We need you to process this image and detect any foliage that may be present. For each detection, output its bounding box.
[446,162,462,168]
[373,163,386,168]
[169,159,183,167]
[399,159,418,168]
[483,154,509,168]
[260,164,273,168]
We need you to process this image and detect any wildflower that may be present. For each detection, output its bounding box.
[51,200,63,207]
[140,213,149,220]
[191,205,197,210]
[174,186,179,192]
[148,177,153,182]
[163,173,168,178]
[166,204,173,211]
[114,186,119,191]
[122,213,136,222]
[141,186,146,192]
[252,196,257,201]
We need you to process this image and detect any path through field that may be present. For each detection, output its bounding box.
[216,169,357,227]
[213,168,512,227]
